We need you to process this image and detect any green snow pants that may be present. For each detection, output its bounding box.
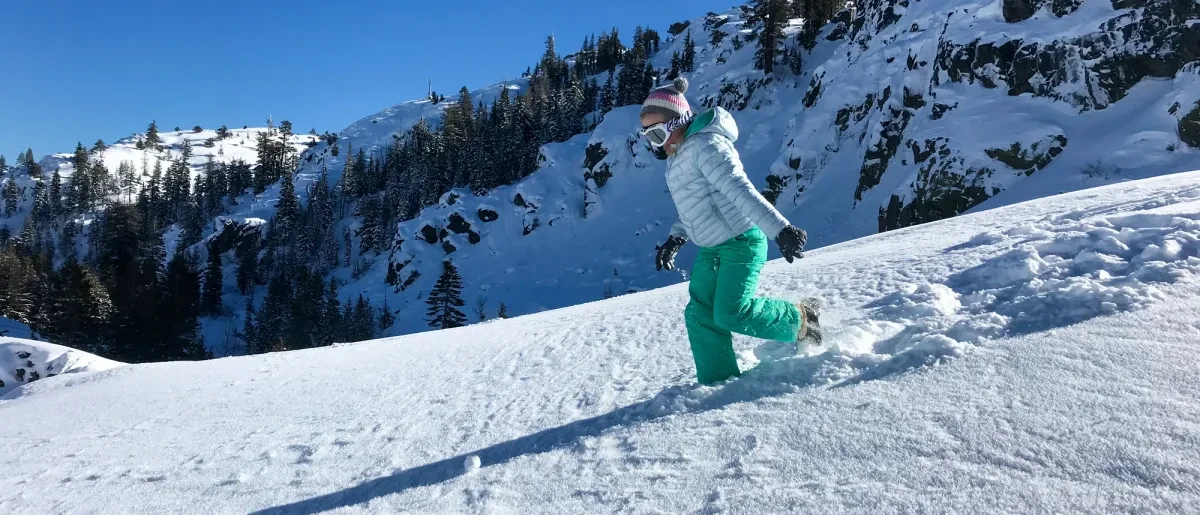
[684,227,802,385]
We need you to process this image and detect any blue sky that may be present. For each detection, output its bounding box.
[0,0,736,162]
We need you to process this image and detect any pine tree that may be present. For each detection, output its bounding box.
[227,159,252,198]
[787,34,805,74]
[426,260,467,329]
[2,179,17,217]
[253,118,296,193]
[240,296,257,353]
[378,297,395,336]
[117,160,137,203]
[271,173,299,246]
[157,249,207,360]
[683,29,698,72]
[146,120,161,149]
[202,243,224,315]
[164,157,191,220]
[347,294,374,341]
[355,194,385,255]
[670,51,682,79]
[316,281,342,346]
[29,176,48,223]
[236,234,259,295]
[92,159,112,209]
[754,0,790,74]
[47,259,113,356]
[0,155,6,174]
[497,302,509,319]
[92,139,107,154]
[601,72,616,114]
[49,170,63,216]
[71,142,92,211]
[17,149,42,177]
[474,295,488,322]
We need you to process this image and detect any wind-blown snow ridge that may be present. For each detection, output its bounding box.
[3,172,1200,513]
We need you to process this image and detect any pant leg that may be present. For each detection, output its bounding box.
[711,228,803,343]
[684,246,741,384]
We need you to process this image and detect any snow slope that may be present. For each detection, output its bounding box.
[3,172,1200,513]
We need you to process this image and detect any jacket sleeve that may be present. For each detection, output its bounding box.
[697,135,790,239]
[670,220,689,240]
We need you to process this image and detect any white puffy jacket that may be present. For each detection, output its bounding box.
[665,107,790,248]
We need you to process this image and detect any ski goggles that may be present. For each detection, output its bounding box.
[639,111,694,148]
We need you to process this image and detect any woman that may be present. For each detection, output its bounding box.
[641,77,821,385]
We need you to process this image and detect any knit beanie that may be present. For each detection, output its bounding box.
[640,77,691,120]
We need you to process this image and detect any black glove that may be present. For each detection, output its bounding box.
[655,235,687,271]
[776,225,807,263]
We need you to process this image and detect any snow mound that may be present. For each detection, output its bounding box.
[0,338,124,398]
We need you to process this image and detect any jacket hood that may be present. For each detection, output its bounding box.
[686,107,739,143]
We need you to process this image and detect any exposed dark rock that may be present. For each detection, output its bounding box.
[857,106,913,201]
[936,1,1200,112]
[1002,0,1036,23]
[513,193,527,207]
[419,225,439,244]
[668,21,691,36]
[584,142,613,189]
[401,271,421,291]
[1178,102,1200,148]
[931,103,956,120]
[827,10,851,41]
[523,218,541,236]
[698,77,767,112]
[584,143,608,172]
[984,134,1068,175]
[879,140,996,232]
[585,167,613,188]
[468,230,481,245]
[442,241,456,254]
[803,72,825,108]
[705,13,729,30]
[477,208,499,223]
[903,87,926,109]
[762,174,788,205]
[447,213,472,234]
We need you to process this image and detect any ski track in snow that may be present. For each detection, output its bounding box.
[2,174,1200,513]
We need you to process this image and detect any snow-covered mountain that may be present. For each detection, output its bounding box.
[9,0,1200,352]
[307,0,1200,340]
[2,172,1198,513]
[1,127,317,246]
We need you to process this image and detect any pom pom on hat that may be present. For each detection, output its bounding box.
[672,77,689,94]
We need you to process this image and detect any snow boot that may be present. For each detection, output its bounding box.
[796,298,823,346]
